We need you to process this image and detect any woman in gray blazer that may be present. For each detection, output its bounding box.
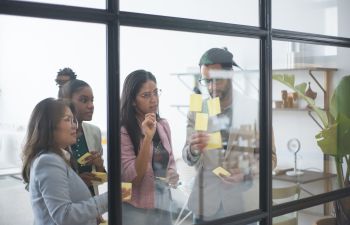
[60,79,106,196]
[21,98,108,225]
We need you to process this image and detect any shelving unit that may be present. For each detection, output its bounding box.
[273,66,338,215]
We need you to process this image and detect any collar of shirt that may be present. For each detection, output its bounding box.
[60,148,71,161]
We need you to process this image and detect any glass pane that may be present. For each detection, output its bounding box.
[0,15,107,224]
[14,0,105,9]
[272,41,350,202]
[273,0,350,38]
[120,0,258,26]
[273,201,339,225]
[120,26,260,224]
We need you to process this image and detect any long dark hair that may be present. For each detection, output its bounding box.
[21,98,75,183]
[120,69,159,155]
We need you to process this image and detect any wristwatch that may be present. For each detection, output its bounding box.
[190,147,200,156]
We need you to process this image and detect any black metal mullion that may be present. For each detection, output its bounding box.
[107,1,119,225]
[272,187,350,218]
[260,0,272,225]
[0,0,114,23]
[273,29,350,48]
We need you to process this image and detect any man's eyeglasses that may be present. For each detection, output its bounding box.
[198,78,225,86]
[139,89,162,99]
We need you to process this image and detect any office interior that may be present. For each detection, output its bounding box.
[1,0,350,225]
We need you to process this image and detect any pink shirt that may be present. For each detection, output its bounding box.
[121,119,177,209]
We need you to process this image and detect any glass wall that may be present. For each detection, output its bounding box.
[120,0,259,26]
[14,0,106,9]
[272,41,350,204]
[0,15,107,224]
[1,0,350,225]
[119,27,261,224]
[272,0,350,38]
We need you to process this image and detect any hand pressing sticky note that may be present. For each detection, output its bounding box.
[122,182,132,201]
[206,132,222,150]
[77,152,92,165]
[212,166,231,177]
[207,97,221,116]
[189,94,202,112]
[195,113,208,131]
[92,172,108,183]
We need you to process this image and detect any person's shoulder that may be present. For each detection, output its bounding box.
[33,152,64,169]
[82,122,101,131]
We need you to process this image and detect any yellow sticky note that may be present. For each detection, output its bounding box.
[77,152,91,165]
[207,97,221,116]
[189,94,202,112]
[92,172,108,183]
[212,166,231,177]
[206,132,223,150]
[99,221,108,225]
[195,113,208,131]
[122,182,132,201]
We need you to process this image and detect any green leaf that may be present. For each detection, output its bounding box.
[316,114,350,157]
[295,83,307,94]
[331,75,350,120]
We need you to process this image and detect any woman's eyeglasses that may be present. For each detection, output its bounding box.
[139,89,162,100]
[63,116,79,129]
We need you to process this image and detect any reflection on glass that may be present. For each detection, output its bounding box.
[272,41,350,203]
[0,15,106,224]
[272,0,350,38]
[182,48,261,223]
[120,0,258,26]
[121,27,260,224]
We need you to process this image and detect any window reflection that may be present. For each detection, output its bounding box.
[120,27,260,224]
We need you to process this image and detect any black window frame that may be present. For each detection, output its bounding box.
[1,0,350,225]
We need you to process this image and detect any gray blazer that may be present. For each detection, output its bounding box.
[82,122,104,195]
[29,152,108,225]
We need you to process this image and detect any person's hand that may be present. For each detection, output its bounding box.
[79,172,101,186]
[122,187,132,202]
[141,113,157,139]
[85,151,104,169]
[166,169,179,188]
[190,131,209,154]
[219,168,244,185]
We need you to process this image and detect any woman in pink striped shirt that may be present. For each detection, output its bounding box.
[120,69,179,225]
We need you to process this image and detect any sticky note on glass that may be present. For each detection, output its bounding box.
[122,182,132,201]
[212,166,231,177]
[207,97,221,116]
[206,132,222,150]
[189,94,202,112]
[77,152,91,165]
[92,172,108,183]
[195,113,208,131]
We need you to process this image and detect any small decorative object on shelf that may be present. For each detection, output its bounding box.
[286,138,304,176]
[305,82,317,106]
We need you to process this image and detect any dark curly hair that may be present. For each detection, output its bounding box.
[57,67,77,79]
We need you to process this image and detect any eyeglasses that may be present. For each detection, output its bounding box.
[198,78,225,86]
[139,89,162,100]
[63,116,79,129]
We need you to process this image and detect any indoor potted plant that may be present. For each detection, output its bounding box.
[273,74,350,224]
